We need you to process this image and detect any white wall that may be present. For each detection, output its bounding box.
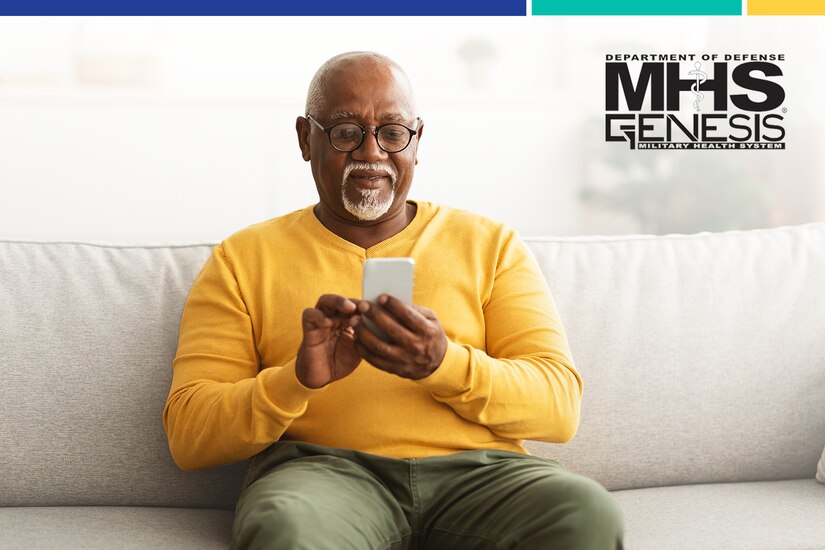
[0,17,823,244]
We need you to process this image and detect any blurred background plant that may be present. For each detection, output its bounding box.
[578,118,784,234]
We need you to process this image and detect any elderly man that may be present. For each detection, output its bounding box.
[163,51,624,549]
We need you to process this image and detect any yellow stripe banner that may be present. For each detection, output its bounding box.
[748,0,825,15]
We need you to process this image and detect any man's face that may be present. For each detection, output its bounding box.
[298,61,422,224]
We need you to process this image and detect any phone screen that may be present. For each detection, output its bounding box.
[361,257,414,341]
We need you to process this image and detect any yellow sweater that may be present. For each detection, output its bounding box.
[163,201,582,471]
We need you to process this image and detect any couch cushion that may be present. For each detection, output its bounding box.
[0,506,234,549]
[611,479,825,550]
[3,223,824,506]
[0,241,244,508]
[524,223,825,490]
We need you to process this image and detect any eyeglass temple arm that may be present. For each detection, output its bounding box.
[306,115,327,132]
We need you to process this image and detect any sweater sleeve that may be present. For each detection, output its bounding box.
[162,243,322,472]
[416,229,582,443]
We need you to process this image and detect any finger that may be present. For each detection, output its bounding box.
[354,340,403,374]
[378,294,432,332]
[339,328,356,344]
[411,304,438,320]
[301,308,335,347]
[302,307,332,331]
[353,316,406,362]
[315,294,357,317]
[360,300,417,346]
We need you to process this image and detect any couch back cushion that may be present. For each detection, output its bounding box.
[524,223,825,490]
[1,222,824,505]
[0,241,243,508]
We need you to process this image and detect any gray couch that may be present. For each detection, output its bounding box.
[2,222,824,549]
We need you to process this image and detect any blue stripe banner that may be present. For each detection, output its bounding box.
[0,0,526,15]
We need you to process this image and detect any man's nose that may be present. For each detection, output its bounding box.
[351,130,387,163]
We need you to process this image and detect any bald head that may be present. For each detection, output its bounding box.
[305,51,417,118]
[296,51,424,233]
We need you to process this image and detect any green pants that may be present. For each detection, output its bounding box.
[231,441,624,550]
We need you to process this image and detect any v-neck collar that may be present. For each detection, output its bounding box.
[302,200,430,259]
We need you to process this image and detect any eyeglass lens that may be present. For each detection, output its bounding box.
[329,124,411,153]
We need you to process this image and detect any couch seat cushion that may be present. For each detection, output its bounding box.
[612,479,825,550]
[0,506,234,549]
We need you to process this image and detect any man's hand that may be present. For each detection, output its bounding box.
[295,294,362,389]
[351,294,448,380]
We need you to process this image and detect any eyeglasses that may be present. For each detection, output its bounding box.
[307,115,421,154]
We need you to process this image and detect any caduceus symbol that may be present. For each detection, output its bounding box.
[687,61,707,112]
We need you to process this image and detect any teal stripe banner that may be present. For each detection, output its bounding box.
[532,0,741,15]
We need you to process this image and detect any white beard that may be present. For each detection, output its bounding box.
[341,185,395,221]
[340,161,398,221]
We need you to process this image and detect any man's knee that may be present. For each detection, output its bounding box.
[231,461,409,550]
[495,466,623,550]
[233,491,326,550]
[538,473,624,548]
[571,475,623,530]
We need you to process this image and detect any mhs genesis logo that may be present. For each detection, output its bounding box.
[605,54,786,150]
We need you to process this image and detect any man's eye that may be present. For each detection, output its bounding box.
[334,127,360,140]
[382,129,406,141]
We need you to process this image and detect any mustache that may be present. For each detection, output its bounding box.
[342,162,397,187]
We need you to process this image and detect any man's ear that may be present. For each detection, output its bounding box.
[414,119,424,166]
[296,116,311,161]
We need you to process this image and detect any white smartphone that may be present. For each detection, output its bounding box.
[361,257,415,342]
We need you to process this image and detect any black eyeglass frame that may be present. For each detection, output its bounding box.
[307,115,421,153]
